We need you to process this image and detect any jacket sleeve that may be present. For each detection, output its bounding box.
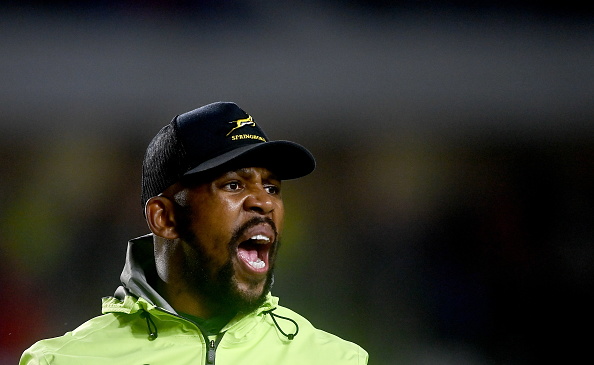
[19,343,51,365]
[359,346,369,364]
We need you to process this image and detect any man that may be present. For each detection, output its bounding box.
[20,102,368,364]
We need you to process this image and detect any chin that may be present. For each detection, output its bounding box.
[230,274,274,313]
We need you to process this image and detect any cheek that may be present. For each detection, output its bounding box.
[201,231,231,262]
[274,203,285,234]
[189,205,237,267]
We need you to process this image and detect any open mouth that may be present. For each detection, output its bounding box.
[237,232,273,273]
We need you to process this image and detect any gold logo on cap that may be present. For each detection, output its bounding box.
[226,116,256,136]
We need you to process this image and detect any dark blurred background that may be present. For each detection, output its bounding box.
[1,1,593,364]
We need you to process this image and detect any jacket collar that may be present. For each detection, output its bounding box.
[117,234,177,313]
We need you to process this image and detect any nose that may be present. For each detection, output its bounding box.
[243,186,274,215]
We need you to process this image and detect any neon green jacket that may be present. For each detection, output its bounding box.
[20,236,368,364]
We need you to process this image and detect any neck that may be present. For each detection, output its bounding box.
[156,277,236,319]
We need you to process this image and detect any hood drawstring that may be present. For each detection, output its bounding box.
[141,311,158,341]
[264,308,299,340]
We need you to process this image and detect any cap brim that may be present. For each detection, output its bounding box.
[183,141,315,180]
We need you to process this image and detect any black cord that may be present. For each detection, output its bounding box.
[265,309,299,340]
[141,311,159,341]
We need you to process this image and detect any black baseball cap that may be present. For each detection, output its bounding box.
[141,102,315,206]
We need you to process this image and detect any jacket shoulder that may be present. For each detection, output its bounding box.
[270,305,369,364]
[19,312,129,364]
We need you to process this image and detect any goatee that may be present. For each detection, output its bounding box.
[179,216,279,316]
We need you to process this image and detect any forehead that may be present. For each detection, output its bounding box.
[220,167,280,180]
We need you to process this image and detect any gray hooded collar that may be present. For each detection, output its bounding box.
[115,234,177,314]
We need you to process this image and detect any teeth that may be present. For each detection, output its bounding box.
[249,258,265,269]
[250,234,270,242]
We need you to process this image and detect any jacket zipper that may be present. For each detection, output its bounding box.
[205,333,224,365]
[152,307,225,365]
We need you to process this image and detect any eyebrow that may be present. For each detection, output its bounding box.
[232,167,280,181]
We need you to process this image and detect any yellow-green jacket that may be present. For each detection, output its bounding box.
[20,235,368,364]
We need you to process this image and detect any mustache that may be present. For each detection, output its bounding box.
[229,217,278,246]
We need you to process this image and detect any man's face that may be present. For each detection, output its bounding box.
[175,167,284,314]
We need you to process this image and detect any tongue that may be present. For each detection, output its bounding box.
[238,246,259,262]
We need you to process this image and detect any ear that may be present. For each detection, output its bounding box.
[145,196,180,239]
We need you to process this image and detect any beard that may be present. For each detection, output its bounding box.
[177,215,279,316]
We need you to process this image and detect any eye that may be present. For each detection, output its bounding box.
[223,181,242,191]
[264,184,281,195]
